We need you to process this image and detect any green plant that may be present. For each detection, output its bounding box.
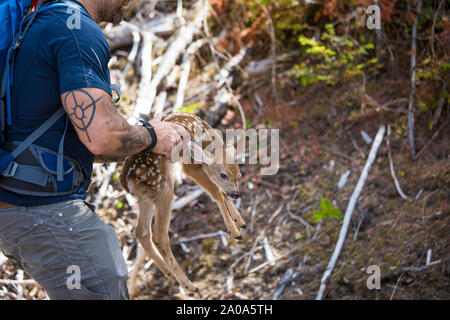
[291,24,378,87]
[176,102,202,114]
[312,196,342,223]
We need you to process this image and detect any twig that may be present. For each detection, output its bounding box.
[171,188,205,211]
[244,229,266,274]
[268,205,283,224]
[322,146,357,163]
[94,162,117,208]
[119,22,142,90]
[249,194,259,234]
[272,268,293,300]
[15,270,24,300]
[413,118,449,161]
[0,279,37,285]
[387,125,410,200]
[248,241,313,274]
[287,211,312,238]
[174,39,206,111]
[316,125,386,300]
[396,258,446,273]
[203,8,247,130]
[262,236,280,266]
[389,273,404,300]
[363,93,408,114]
[175,230,228,244]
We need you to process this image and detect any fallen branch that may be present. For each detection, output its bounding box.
[131,30,155,124]
[387,125,410,200]
[174,39,206,111]
[171,188,205,211]
[316,125,386,300]
[106,15,177,51]
[131,0,208,121]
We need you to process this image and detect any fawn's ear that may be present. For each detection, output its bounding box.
[187,141,214,165]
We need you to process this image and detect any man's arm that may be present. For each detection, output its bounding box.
[61,87,186,161]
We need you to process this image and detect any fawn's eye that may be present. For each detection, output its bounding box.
[220,173,228,180]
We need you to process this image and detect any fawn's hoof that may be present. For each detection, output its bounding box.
[234,235,243,240]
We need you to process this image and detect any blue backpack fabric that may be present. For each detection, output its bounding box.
[0,0,32,77]
[0,0,90,197]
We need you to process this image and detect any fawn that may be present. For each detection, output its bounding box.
[120,112,246,296]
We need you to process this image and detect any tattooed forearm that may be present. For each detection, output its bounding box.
[117,126,151,154]
[63,89,102,143]
[62,88,152,161]
[93,126,151,162]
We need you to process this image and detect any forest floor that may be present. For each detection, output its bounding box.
[0,1,448,300]
[98,72,448,300]
[0,65,448,301]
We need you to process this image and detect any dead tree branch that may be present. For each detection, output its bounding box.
[316,125,386,300]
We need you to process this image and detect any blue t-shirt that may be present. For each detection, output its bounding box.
[0,1,112,206]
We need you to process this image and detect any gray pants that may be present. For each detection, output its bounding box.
[0,199,129,300]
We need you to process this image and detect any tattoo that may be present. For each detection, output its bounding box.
[117,126,151,154]
[63,89,102,143]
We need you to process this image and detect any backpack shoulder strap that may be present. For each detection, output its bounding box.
[1,107,65,175]
[10,108,66,159]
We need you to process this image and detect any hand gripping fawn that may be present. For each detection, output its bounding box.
[120,113,246,296]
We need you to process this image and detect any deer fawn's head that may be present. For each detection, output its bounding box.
[187,140,242,199]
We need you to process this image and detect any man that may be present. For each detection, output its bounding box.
[0,0,187,299]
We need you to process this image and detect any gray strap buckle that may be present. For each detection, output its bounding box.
[3,161,18,177]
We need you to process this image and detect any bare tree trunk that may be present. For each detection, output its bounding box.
[408,0,422,159]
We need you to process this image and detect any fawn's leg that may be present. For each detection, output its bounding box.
[224,197,246,229]
[135,197,175,281]
[183,165,242,239]
[153,190,197,292]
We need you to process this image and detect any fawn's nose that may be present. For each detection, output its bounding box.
[228,192,241,199]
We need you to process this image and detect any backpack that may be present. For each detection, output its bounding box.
[0,0,92,196]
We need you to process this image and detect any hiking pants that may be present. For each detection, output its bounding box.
[0,199,129,300]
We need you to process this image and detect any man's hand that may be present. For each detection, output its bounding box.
[148,114,188,159]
